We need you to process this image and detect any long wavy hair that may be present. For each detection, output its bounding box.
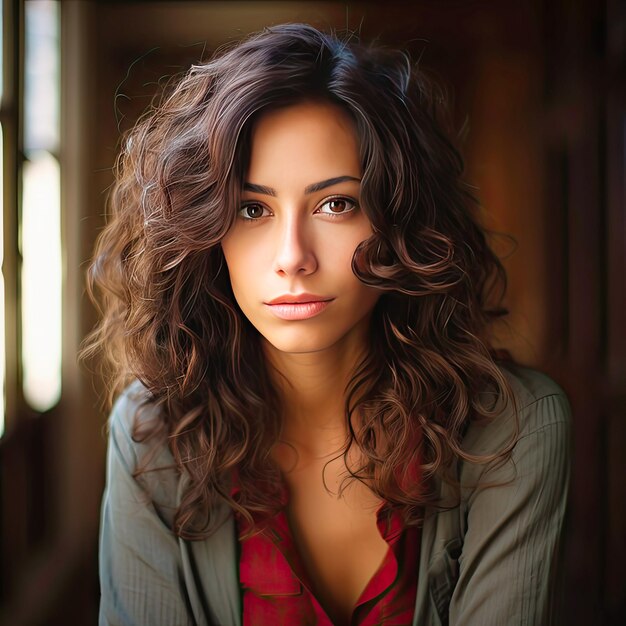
[85,23,515,539]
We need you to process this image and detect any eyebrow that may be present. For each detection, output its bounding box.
[243,175,361,197]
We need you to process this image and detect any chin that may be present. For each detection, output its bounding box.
[256,306,376,357]
[263,334,337,355]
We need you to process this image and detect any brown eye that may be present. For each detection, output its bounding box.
[239,203,267,220]
[318,197,357,216]
[328,199,347,212]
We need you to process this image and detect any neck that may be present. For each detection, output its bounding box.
[262,327,370,452]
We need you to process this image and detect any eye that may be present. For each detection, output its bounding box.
[316,197,358,217]
[239,203,270,220]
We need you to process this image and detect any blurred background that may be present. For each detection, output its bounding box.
[0,0,623,624]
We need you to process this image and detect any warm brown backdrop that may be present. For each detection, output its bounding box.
[0,1,623,624]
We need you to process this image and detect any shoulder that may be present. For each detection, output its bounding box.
[107,381,181,522]
[108,380,167,467]
[108,379,153,440]
[502,363,570,429]
[461,363,571,459]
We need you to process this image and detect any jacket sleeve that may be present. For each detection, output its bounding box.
[449,392,571,626]
[99,391,195,626]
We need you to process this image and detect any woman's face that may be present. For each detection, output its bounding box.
[220,100,381,355]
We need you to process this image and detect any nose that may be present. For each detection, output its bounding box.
[272,213,318,277]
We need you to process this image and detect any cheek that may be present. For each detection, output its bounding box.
[221,236,267,304]
[333,229,372,271]
[222,232,252,269]
[220,239,245,288]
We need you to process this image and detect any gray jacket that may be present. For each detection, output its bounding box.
[99,365,570,625]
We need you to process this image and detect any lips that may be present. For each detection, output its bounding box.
[266,293,332,305]
[264,294,334,320]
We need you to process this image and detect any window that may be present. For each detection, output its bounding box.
[0,0,61,437]
[21,0,61,413]
[0,1,65,615]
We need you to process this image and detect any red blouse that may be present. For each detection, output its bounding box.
[235,492,420,625]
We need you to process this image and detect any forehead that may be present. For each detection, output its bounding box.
[246,100,361,182]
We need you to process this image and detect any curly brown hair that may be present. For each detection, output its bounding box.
[84,23,515,540]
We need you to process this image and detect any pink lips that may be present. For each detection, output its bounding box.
[265,294,334,320]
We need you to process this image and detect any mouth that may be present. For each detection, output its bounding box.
[264,296,334,321]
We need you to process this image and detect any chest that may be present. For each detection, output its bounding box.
[282,457,390,624]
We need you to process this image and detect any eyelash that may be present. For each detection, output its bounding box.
[238,196,359,221]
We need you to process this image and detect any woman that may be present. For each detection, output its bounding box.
[89,23,570,626]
